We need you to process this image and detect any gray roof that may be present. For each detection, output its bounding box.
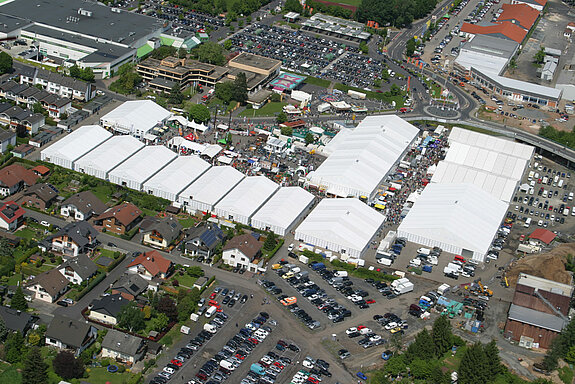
[89,293,128,317]
[0,0,163,47]
[23,183,58,203]
[13,62,37,79]
[59,253,98,280]
[184,223,224,252]
[462,34,519,59]
[112,273,148,297]
[46,315,96,349]
[28,268,68,297]
[142,216,182,244]
[36,67,90,93]
[0,306,36,333]
[62,191,107,216]
[508,303,568,332]
[101,329,145,357]
[44,221,98,249]
[0,129,15,143]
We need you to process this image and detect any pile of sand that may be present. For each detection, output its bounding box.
[506,243,575,286]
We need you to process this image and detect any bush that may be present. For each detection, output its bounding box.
[117,365,126,373]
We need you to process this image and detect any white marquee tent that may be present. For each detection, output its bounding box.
[294,198,385,259]
[449,127,534,160]
[99,100,171,138]
[108,146,177,190]
[251,187,315,236]
[397,183,508,261]
[73,135,145,179]
[143,155,211,202]
[40,125,112,169]
[178,166,245,214]
[214,176,280,225]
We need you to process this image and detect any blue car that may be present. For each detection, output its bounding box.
[381,350,393,360]
[357,372,368,380]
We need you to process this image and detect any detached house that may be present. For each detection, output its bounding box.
[27,268,68,303]
[94,202,142,235]
[140,216,182,250]
[0,201,25,231]
[88,293,129,325]
[45,315,98,356]
[127,250,173,281]
[101,329,147,364]
[0,306,37,335]
[183,223,224,258]
[58,254,98,285]
[21,183,58,210]
[222,234,263,273]
[39,221,99,257]
[111,273,149,301]
[61,191,107,221]
[0,163,39,197]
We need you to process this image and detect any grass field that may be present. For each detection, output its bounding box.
[84,367,134,384]
[320,0,361,6]
[239,102,286,117]
[304,76,331,88]
[0,363,20,384]
[177,216,197,228]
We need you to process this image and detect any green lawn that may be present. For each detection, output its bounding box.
[5,273,23,286]
[91,184,115,204]
[0,363,20,384]
[177,216,197,228]
[84,367,134,384]
[141,208,158,217]
[304,76,331,88]
[172,273,197,288]
[558,366,574,384]
[14,227,42,241]
[239,102,286,117]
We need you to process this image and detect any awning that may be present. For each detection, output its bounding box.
[217,155,233,165]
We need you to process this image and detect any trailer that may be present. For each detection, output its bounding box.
[347,90,366,99]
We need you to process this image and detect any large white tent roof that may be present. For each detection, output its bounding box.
[431,161,519,202]
[108,146,177,186]
[41,125,112,163]
[215,176,279,219]
[307,115,419,197]
[397,183,507,258]
[100,100,171,134]
[251,187,315,232]
[449,127,534,160]
[143,156,211,199]
[295,198,385,255]
[74,135,145,174]
[179,166,245,207]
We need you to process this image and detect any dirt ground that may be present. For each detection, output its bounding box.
[506,242,575,286]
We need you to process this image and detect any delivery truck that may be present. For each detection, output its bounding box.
[334,271,348,277]
[392,280,414,295]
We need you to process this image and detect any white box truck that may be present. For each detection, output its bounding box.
[205,305,217,318]
[392,280,414,295]
[437,283,450,295]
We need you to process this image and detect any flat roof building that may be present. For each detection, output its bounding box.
[100,100,171,139]
[301,13,371,42]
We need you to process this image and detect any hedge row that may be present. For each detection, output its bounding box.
[75,272,106,301]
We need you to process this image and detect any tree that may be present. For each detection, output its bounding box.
[215,81,235,104]
[152,313,169,332]
[270,93,281,102]
[178,47,187,59]
[406,37,416,57]
[109,63,142,95]
[117,303,145,332]
[192,42,226,66]
[305,132,315,145]
[276,111,287,124]
[5,331,25,363]
[484,340,504,380]
[187,266,205,277]
[81,68,95,82]
[0,52,13,75]
[232,72,248,104]
[0,316,7,342]
[459,343,489,384]
[151,46,177,60]
[188,103,211,124]
[280,126,293,136]
[390,83,402,96]
[53,350,84,380]
[69,65,82,79]
[22,347,48,384]
[405,328,435,362]
[359,41,369,55]
[223,39,232,51]
[410,358,434,379]
[169,83,184,105]
[157,296,178,322]
[32,102,44,115]
[534,46,545,64]
[284,0,302,12]
[432,315,452,356]
[383,354,407,376]
[263,233,277,251]
[11,285,28,311]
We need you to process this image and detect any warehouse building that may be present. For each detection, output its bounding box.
[178,166,245,215]
[305,115,419,199]
[142,156,211,202]
[251,187,315,236]
[214,176,280,226]
[40,125,112,169]
[397,183,508,261]
[294,198,385,260]
[73,135,145,180]
[108,146,177,191]
[99,100,171,139]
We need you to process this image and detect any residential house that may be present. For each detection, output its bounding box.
[0,103,45,135]
[58,254,98,285]
[0,163,38,197]
[45,315,98,356]
[39,221,99,257]
[27,268,68,303]
[0,129,16,153]
[111,273,149,301]
[101,329,147,364]
[61,191,107,221]
[140,216,182,250]
[505,273,574,349]
[94,202,142,235]
[0,306,37,335]
[222,234,263,273]
[11,143,35,158]
[32,68,96,101]
[529,228,557,245]
[87,293,129,325]
[127,250,173,281]
[20,183,59,210]
[0,201,25,231]
[0,80,72,118]
[183,223,224,258]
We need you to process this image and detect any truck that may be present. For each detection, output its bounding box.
[205,305,217,318]
[447,262,463,272]
[437,283,450,295]
[347,90,366,100]
[392,279,414,295]
[377,231,397,254]
[317,102,331,113]
[334,271,348,278]
[517,243,538,254]
[250,363,266,376]
[310,262,326,271]
[299,255,309,264]
[376,251,394,266]
[203,323,217,333]
[443,265,460,276]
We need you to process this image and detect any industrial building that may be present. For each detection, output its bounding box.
[99,100,172,139]
[40,125,111,169]
[177,166,245,215]
[301,14,371,42]
[142,156,211,202]
[108,146,177,191]
[294,198,385,260]
[73,135,145,179]
[305,115,419,199]
[214,176,280,226]
[250,187,315,236]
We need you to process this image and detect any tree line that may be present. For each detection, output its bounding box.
[356,0,438,28]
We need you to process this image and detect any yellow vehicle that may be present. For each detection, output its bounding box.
[282,272,294,279]
[272,264,282,270]
[478,281,493,297]
[390,327,404,334]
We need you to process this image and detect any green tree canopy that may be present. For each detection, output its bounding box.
[192,42,226,66]
[117,303,145,333]
[11,285,28,311]
[263,233,278,251]
[432,315,452,356]
[284,0,303,13]
[22,347,48,384]
[157,296,178,322]
[305,132,315,145]
[188,103,211,124]
[169,83,184,105]
[405,328,435,362]
[187,266,205,277]
[280,126,293,136]
[0,316,7,342]
[232,72,248,104]
[152,312,169,332]
[534,47,545,64]
[406,37,416,57]
[459,343,490,384]
[215,81,235,104]
[0,52,13,75]
[53,350,84,380]
[276,111,287,124]
[5,331,25,363]
[151,46,177,60]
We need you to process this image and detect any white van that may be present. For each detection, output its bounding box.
[524,218,532,227]
[220,360,236,371]
[417,248,431,255]
[205,306,217,318]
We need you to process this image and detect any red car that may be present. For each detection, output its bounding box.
[357,325,366,330]
[210,292,217,299]
[196,372,207,382]
[170,359,183,367]
[366,299,376,304]
[273,362,284,370]
[307,377,320,384]
[248,337,259,345]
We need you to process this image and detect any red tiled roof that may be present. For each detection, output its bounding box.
[127,250,171,276]
[461,21,528,43]
[0,164,38,188]
[0,201,25,224]
[497,4,540,30]
[532,0,546,6]
[96,202,142,227]
[281,120,306,128]
[529,228,556,244]
[568,22,575,29]
[32,165,51,176]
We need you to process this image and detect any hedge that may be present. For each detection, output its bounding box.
[263,238,284,262]
[106,252,127,272]
[75,272,106,301]
[200,276,216,293]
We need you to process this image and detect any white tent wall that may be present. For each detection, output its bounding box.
[448,127,534,160]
